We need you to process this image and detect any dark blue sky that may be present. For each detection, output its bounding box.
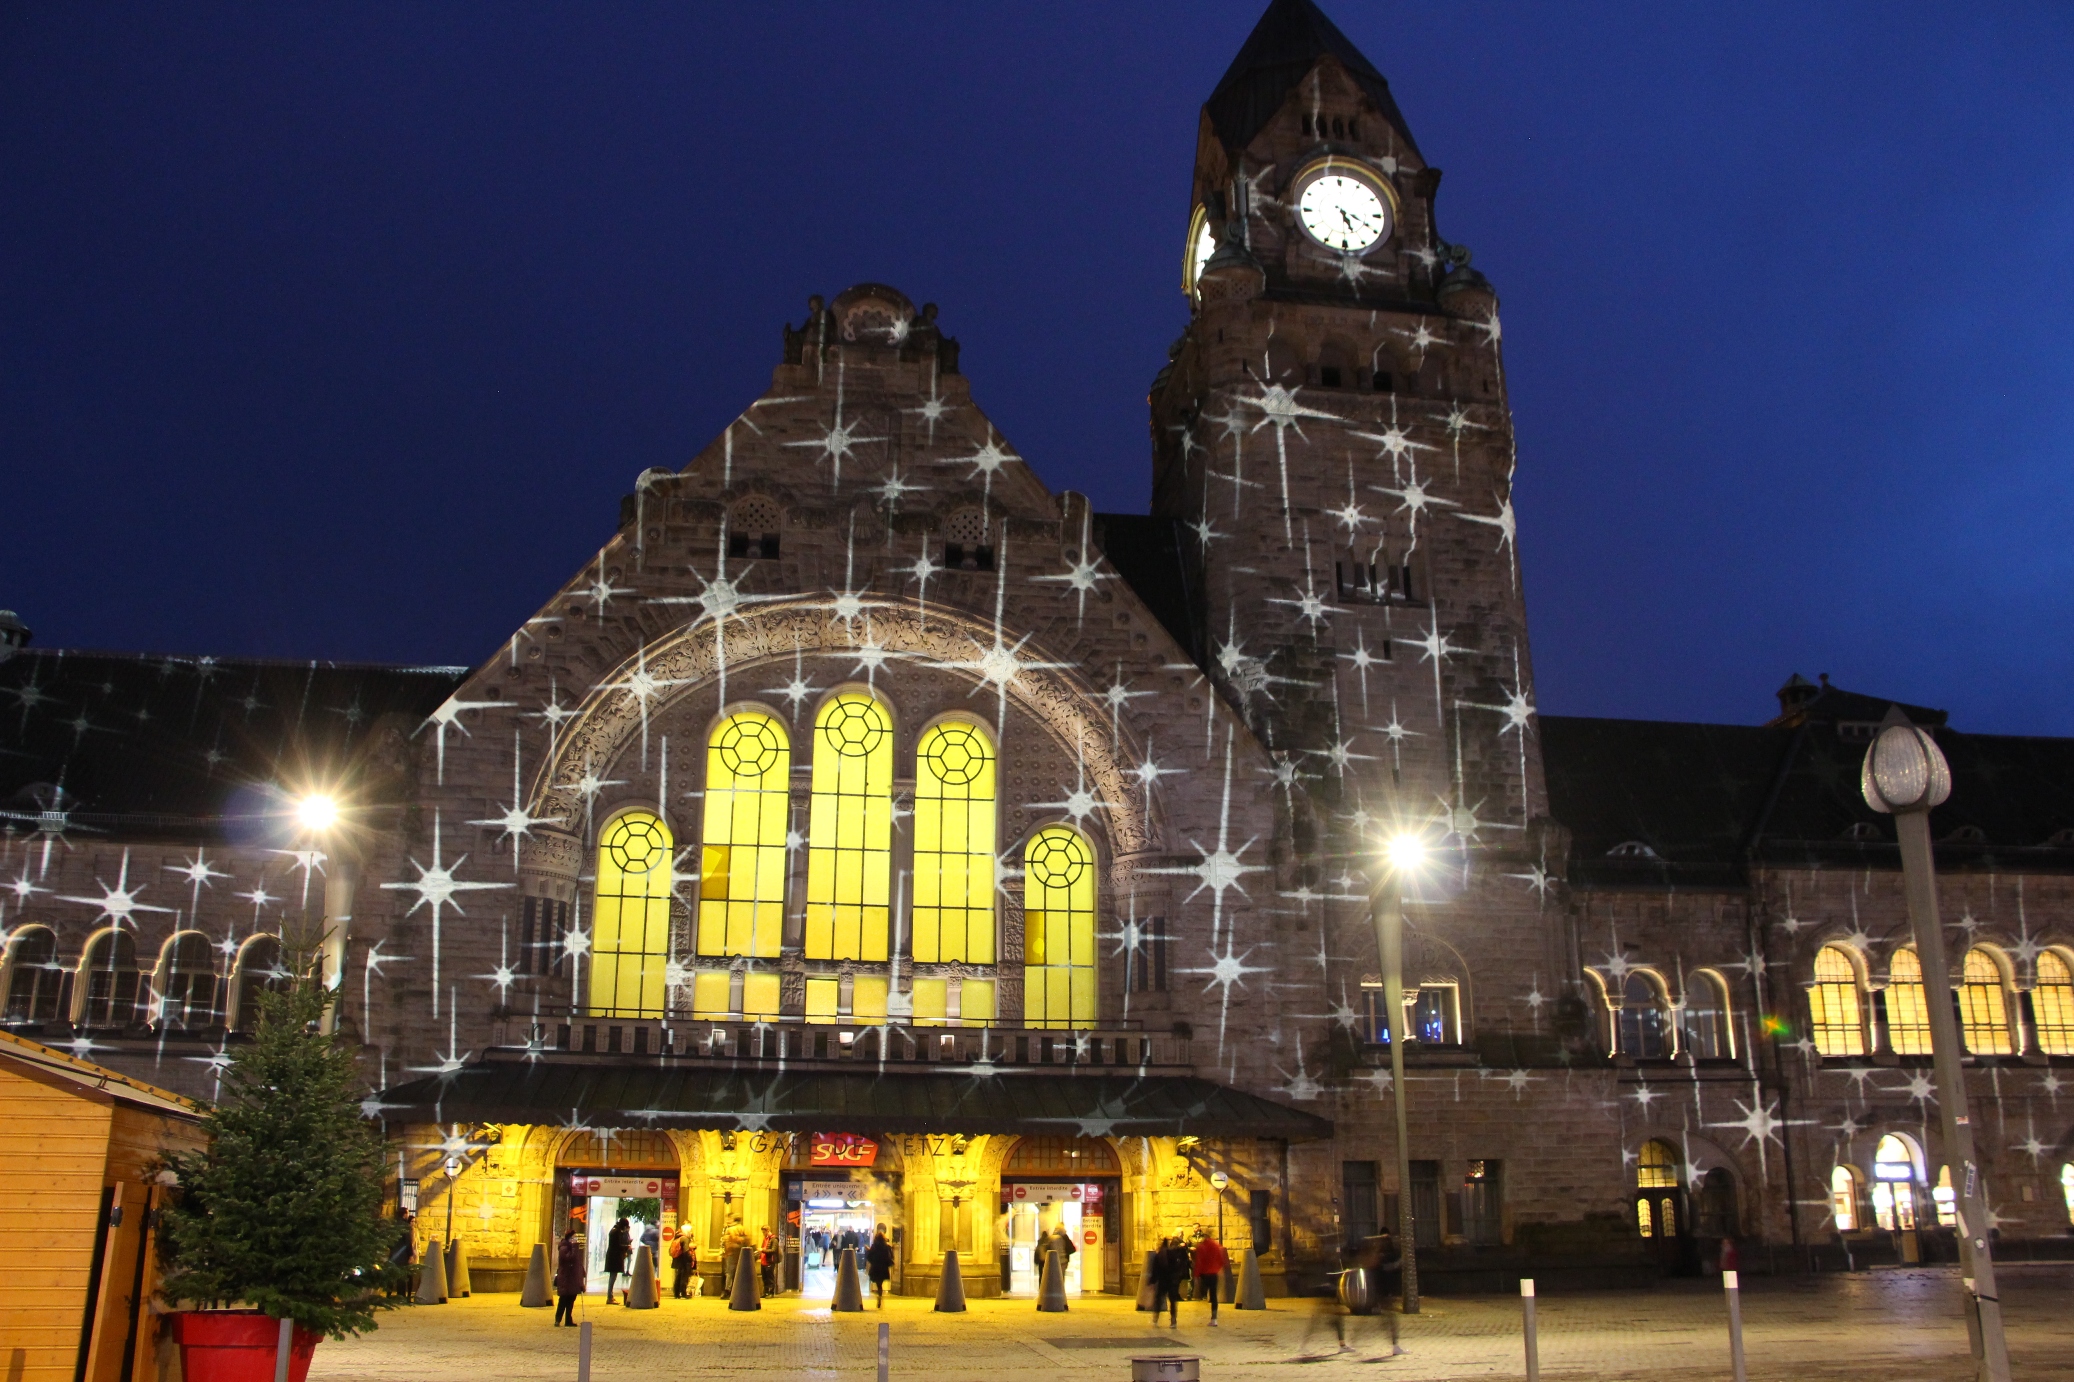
[4,3,2071,733]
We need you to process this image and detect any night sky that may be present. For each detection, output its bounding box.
[4,3,2071,734]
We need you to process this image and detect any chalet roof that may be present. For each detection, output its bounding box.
[1543,702,2074,888]
[0,648,466,842]
[1204,0,1419,159]
[0,1028,206,1119]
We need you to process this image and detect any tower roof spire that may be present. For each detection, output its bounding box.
[1204,0,1419,159]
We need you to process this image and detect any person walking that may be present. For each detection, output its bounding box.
[1191,1231,1228,1326]
[553,1229,585,1327]
[1048,1222,1076,1284]
[722,1221,751,1296]
[759,1226,779,1296]
[1151,1237,1187,1327]
[603,1216,632,1305]
[864,1226,895,1308]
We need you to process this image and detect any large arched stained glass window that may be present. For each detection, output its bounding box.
[590,810,674,1018]
[805,693,893,961]
[2036,951,2074,1056]
[1023,826,1096,1027]
[914,721,996,965]
[1958,948,2014,1054]
[1886,948,1932,1055]
[1808,945,1867,1056]
[698,712,790,960]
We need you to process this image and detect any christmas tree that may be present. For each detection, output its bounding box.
[157,960,403,1337]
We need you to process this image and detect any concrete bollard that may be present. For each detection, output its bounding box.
[833,1247,866,1312]
[1135,1252,1159,1310]
[446,1237,472,1298]
[577,1319,592,1382]
[1037,1247,1069,1312]
[521,1242,551,1307]
[1521,1278,1539,1382]
[728,1246,762,1311]
[934,1249,968,1312]
[1723,1269,1747,1382]
[416,1240,449,1304]
[626,1245,660,1309]
[1236,1249,1266,1310]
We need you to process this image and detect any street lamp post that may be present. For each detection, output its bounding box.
[1860,712,2010,1382]
[1367,835,1425,1315]
[443,1155,462,1252]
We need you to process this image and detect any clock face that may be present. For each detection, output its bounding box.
[1186,207,1217,296]
[1296,170,1391,253]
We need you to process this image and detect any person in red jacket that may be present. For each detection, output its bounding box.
[1191,1232,1228,1325]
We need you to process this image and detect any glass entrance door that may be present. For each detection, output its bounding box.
[798,1201,876,1300]
[1006,1200,1083,1296]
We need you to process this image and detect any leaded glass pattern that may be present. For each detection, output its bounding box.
[1808,944,1867,1056]
[590,810,674,1017]
[913,721,996,964]
[1023,825,1096,1026]
[805,693,892,961]
[698,711,790,959]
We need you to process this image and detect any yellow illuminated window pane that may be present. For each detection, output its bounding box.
[698,712,790,959]
[961,979,995,1024]
[1808,945,1866,1057]
[1830,1167,1858,1232]
[805,694,892,961]
[1636,1139,1679,1190]
[2036,952,2074,1056]
[853,975,889,1021]
[1023,826,1096,1027]
[912,977,947,1026]
[805,977,839,1024]
[691,970,731,1019]
[743,971,781,1018]
[1887,949,1932,1056]
[914,722,997,965]
[1958,949,2013,1055]
[588,811,673,1018]
[1637,1198,1653,1238]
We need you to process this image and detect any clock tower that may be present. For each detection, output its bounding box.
[1149,0,1543,854]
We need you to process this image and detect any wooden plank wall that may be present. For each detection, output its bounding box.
[0,1061,116,1382]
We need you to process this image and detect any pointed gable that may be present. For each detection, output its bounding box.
[1203,0,1420,159]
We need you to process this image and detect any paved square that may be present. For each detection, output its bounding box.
[308,1266,2074,1381]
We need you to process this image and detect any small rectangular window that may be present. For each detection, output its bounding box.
[1341,1161,1379,1248]
[1318,365,1343,389]
[1462,1161,1502,1245]
[1249,1189,1273,1252]
[944,542,995,572]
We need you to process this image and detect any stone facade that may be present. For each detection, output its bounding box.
[3,0,2070,1300]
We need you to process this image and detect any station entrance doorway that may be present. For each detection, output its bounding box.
[565,1170,678,1294]
[998,1134,1123,1297]
[796,1180,876,1300]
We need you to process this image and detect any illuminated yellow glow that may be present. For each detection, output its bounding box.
[805,976,839,1024]
[911,977,947,1026]
[1023,826,1096,1027]
[1808,945,1867,1057]
[743,971,780,1018]
[914,721,996,964]
[805,693,893,961]
[1887,948,1932,1055]
[853,975,889,1021]
[2036,951,2074,1056]
[1385,833,1427,874]
[698,711,790,958]
[295,793,339,833]
[588,810,673,1018]
[961,979,995,1024]
[691,970,730,1019]
[1958,949,2013,1055]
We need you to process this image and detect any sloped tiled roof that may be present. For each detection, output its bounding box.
[0,648,466,841]
[1204,0,1420,159]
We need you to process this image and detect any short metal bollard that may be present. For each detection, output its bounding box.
[577,1319,592,1382]
[877,1321,890,1382]
[1520,1278,1539,1382]
[274,1316,294,1382]
[1723,1269,1747,1382]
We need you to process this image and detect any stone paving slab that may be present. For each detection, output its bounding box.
[307,1266,2074,1381]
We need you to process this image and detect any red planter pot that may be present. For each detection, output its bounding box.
[171,1311,320,1382]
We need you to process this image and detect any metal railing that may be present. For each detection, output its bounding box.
[512,1017,1192,1070]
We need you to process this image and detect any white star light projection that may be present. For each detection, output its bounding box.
[378,812,513,1018]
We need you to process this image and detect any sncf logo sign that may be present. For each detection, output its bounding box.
[810,1133,879,1167]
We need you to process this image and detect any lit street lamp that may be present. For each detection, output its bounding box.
[1860,710,2010,1382]
[289,789,355,1034]
[443,1154,462,1253]
[1367,832,1427,1315]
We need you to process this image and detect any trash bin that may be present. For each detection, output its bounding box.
[1128,1356,1201,1382]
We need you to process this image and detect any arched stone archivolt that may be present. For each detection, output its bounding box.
[529,598,1162,855]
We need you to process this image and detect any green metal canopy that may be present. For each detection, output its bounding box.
[372,1054,1333,1141]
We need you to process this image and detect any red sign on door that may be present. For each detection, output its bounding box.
[810,1133,879,1167]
